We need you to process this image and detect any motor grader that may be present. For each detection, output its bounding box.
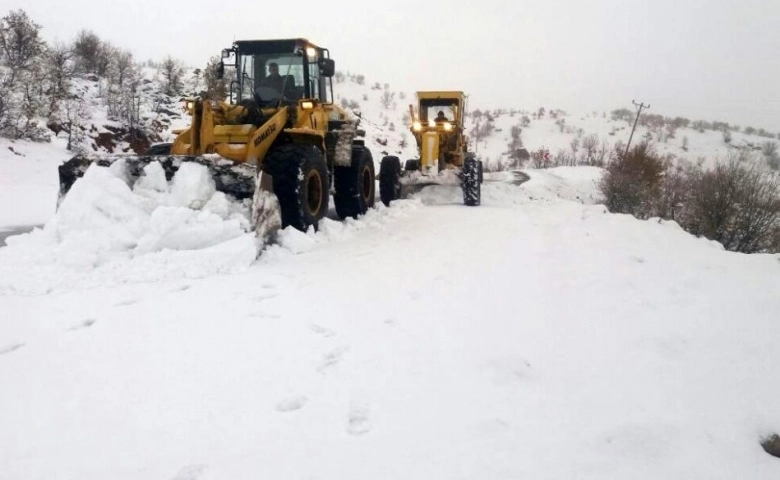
[58,38,376,239]
[378,91,482,206]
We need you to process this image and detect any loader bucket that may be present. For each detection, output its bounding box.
[58,154,258,205]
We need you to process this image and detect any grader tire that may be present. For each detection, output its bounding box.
[334,145,375,219]
[264,144,329,231]
[462,157,482,206]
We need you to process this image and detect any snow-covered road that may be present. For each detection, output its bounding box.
[1,166,779,480]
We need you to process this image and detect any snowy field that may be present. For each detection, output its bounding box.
[1,70,779,479]
[1,146,779,479]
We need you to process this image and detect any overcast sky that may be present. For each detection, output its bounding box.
[8,0,780,130]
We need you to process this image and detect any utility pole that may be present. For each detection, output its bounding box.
[625,100,650,157]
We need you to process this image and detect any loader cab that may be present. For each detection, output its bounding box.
[221,38,336,107]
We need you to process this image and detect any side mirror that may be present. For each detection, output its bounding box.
[217,61,225,80]
[319,58,335,77]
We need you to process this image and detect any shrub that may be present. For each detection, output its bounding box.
[682,155,780,253]
[599,142,665,218]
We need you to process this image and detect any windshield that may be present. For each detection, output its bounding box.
[420,99,460,123]
[238,53,305,102]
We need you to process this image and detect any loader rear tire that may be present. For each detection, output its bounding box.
[462,157,481,206]
[334,145,375,219]
[264,144,329,231]
[379,156,401,206]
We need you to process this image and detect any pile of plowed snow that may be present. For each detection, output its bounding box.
[0,162,259,294]
[0,160,422,295]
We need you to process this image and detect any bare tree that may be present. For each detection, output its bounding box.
[203,55,227,101]
[684,155,780,253]
[0,10,45,85]
[380,88,395,109]
[45,41,74,97]
[581,134,599,164]
[762,141,779,170]
[0,9,47,138]
[72,29,102,75]
[161,56,184,95]
[62,97,90,152]
[111,49,135,89]
[570,137,579,162]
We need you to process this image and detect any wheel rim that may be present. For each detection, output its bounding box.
[305,170,323,215]
[361,165,372,202]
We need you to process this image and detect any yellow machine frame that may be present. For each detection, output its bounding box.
[169,97,349,167]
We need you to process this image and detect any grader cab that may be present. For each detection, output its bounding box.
[379,91,482,206]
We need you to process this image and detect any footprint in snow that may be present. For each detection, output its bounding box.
[487,356,533,385]
[276,395,308,412]
[254,293,278,302]
[170,465,208,480]
[347,400,371,436]
[114,299,138,307]
[317,346,350,373]
[0,343,24,356]
[383,317,397,326]
[309,324,336,337]
[171,284,191,292]
[69,319,97,331]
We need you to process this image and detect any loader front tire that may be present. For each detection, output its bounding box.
[334,145,375,219]
[264,144,329,231]
[379,156,401,206]
[462,157,482,206]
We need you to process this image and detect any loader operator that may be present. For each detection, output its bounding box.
[260,62,286,94]
[435,110,449,122]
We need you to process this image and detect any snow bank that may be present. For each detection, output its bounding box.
[0,163,259,294]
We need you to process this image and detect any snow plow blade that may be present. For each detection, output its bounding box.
[58,154,258,203]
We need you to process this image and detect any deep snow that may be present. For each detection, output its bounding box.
[1,71,779,480]
[1,163,779,479]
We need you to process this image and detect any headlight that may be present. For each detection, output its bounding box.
[301,101,314,110]
[412,121,422,131]
[443,122,452,131]
[428,120,436,127]
[306,47,317,58]
[185,101,195,112]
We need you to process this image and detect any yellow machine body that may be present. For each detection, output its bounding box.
[409,90,469,172]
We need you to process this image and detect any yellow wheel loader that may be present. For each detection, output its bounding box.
[379,91,483,206]
[58,38,376,241]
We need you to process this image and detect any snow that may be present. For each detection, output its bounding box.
[1,72,779,480]
[0,162,258,295]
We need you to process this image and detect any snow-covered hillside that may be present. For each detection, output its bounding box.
[332,74,779,172]
[1,68,780,479]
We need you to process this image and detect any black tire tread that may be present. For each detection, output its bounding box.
[264,143,329,231]
[379,156,401,206]
[334,145,376,219]
[462,157,481,206]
